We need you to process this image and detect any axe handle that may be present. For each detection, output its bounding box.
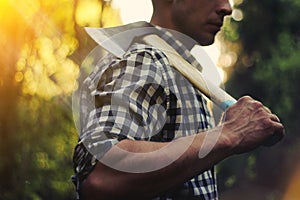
[142,34,283,147]
[142,34,237,110]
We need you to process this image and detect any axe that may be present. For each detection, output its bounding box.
[85,23,235,109]
[85,23,282,146]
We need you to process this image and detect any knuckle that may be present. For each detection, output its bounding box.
[264,106,272,113]
[251,101,263,110]
[262,118,272,127]
[271,114,280,122]
[261,117,277,131]
[239,95,252,102]
[254,107,268,118]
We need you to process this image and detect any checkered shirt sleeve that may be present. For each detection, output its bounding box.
[73,42,218,199]
[78,44,171,157]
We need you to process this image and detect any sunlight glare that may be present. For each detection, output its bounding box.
[283,164,300,200]
[232,9,243,21]
[76,0,102,27]
[191,45,223,86]
[112,0,153,24]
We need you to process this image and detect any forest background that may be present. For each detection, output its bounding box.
[0,0,299,199]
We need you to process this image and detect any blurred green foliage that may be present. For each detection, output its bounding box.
[220,0,300,199]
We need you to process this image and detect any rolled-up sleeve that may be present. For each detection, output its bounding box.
[73,44,171,181]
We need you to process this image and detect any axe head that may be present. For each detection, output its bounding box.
[85,22,160,58]
[84,21,200,59]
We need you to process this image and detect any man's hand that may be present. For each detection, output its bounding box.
[220,96,285,154]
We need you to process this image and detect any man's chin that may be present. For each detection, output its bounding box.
[198,37,215,46]
[193,32,216,46]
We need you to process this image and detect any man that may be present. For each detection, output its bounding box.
[72,0,285,199]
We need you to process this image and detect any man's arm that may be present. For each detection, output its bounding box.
[81,96,284,200]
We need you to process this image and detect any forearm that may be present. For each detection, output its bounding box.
[82,125,232,200]
[81,96,285,200]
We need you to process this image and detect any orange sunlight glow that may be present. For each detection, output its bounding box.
[1,0,80,99]
[0,0,122,100]
[283,163,300,200]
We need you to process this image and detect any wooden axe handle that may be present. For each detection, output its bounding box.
[142,34,237,110]
[142,34,283,147]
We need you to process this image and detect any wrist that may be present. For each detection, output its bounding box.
[195,125,236,161]
[213,124,237,156]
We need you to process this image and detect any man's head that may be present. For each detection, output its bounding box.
[150,0,232,46]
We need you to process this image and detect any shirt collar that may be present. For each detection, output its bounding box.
[154,25,202,72]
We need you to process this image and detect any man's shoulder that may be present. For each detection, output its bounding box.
[124,42,169,63]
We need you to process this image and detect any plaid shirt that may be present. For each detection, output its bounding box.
[72,23,218,200]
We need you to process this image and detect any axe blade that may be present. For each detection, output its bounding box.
[85,22,159,58]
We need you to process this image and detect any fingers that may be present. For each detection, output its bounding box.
[263,127,285,146]
[265,113,284,144]
[224,96,275,123]
[254,109,280,123]
[270,113,281,123]
[254,105,283,131]
[263,106,272,114]
[235,95,285,147]
[221,95,285,154]
[232,96,282,127]
[256,104,285,146]
[237,96,275,116]
[237,96,270,112]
